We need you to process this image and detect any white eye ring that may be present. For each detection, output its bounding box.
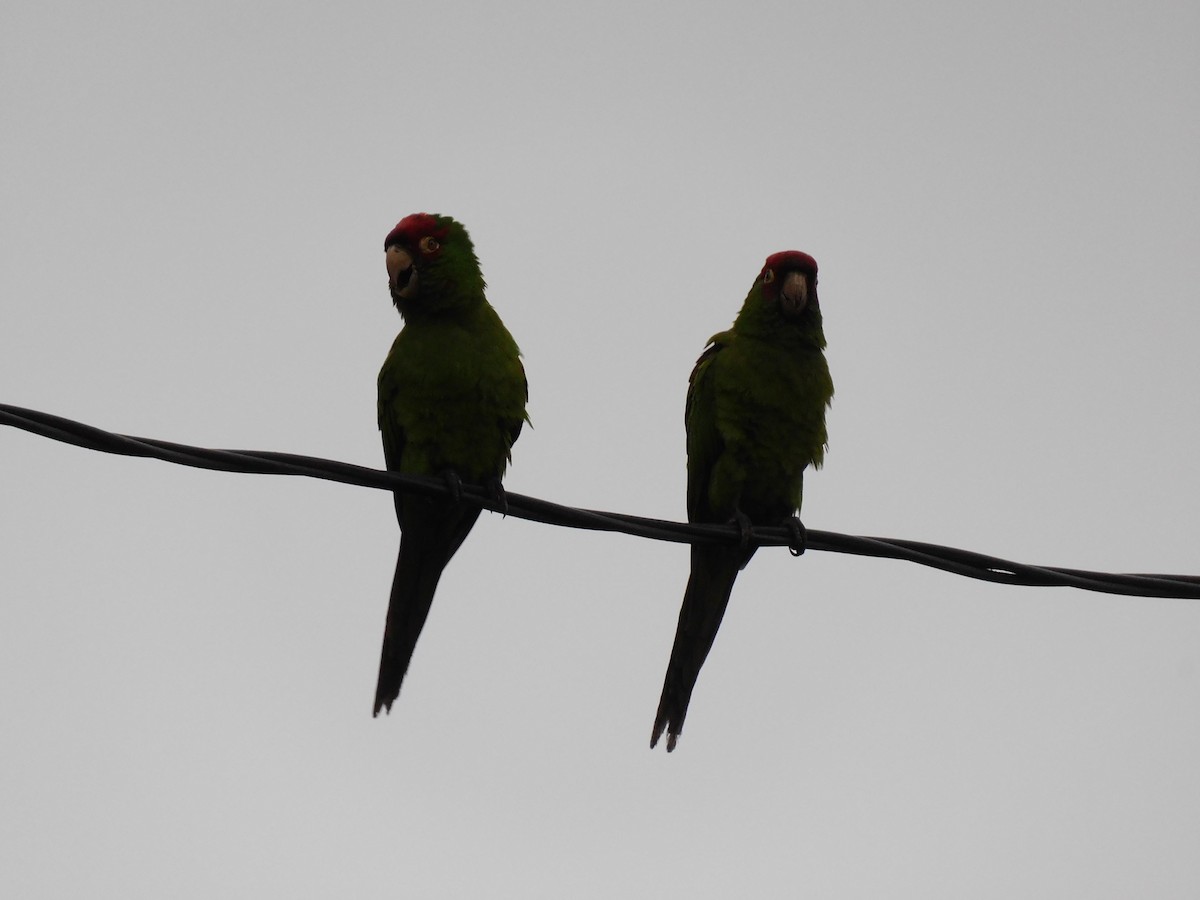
[762,269,775,284]
[419,236,440,254]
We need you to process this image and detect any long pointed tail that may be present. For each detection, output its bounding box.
[373,502,480,716]
[651,545,744,751]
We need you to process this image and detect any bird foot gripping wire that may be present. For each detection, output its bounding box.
[731,510,754,551]
[440,470,464,504]
[785,516,807,557]
[485,476,510,516]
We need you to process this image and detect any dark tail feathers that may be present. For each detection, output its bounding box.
[651,546,743,751]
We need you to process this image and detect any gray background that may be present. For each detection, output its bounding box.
[3,1,1199,896]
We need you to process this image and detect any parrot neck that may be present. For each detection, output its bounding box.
[733,290,826,350]
[396,286,486,323]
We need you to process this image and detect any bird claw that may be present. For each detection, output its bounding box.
[486,477,509,516]
[440,470,464,504]
[731,510,754,551]
[785,516,807,557]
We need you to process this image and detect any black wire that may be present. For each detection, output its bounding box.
[3,402,1197,599]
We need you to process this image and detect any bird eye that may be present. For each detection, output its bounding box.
[762,269,775,284]
[419,236,440,254]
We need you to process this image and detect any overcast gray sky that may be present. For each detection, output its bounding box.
[3,1,1199,896]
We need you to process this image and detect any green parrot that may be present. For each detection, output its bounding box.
[651,250,832,751]
[373,213,528,716]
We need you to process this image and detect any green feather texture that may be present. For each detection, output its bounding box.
[374,214,528,716]
[652,251,833,751]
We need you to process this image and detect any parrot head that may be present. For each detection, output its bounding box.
[731,249,824,347]
[384,213,485,316]
[759,250,819,320]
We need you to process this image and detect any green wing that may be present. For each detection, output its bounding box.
[684,332,729,523]
[376,345,409,455]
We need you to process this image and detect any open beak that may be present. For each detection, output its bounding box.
[386,245,418,300]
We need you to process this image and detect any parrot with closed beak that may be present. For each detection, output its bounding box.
[651,250,832,751]
[373,213,528,716]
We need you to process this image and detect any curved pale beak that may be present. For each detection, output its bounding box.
[386,245,417,299]
[779,271,809,318]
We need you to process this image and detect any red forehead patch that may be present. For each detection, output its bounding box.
[384,213,449,250]
[762,250,818,277]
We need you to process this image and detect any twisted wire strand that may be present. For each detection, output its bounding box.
[3,402,1197,599]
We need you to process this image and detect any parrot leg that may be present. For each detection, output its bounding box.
[440,469,464,504]
[731,509,754,551]
[785,516,807,557]
[485,476,509,516]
